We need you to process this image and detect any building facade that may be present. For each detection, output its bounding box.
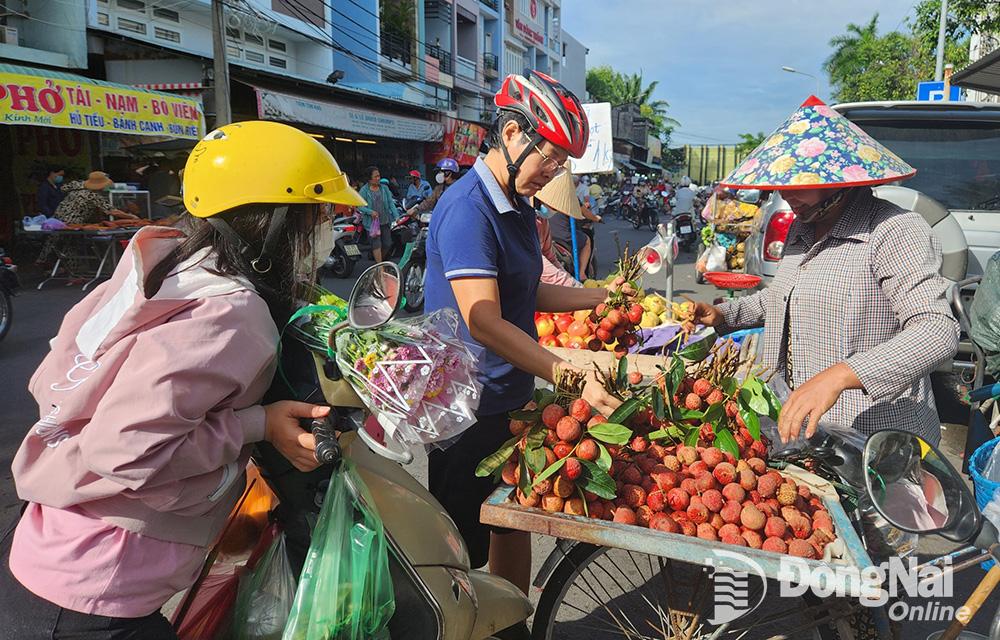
[0,0,588,234]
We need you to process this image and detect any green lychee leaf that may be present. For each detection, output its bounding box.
[617,354,629,388]
[679,408,705,421]
[595,442,612,472]
[577,459,617,500]
[721,376,739,397]
[740,405,761,441]
[535,388,557,409]
[509,409,539,422]
[759,382,783,420]
[525,430,547,473]
[740,387,770,416]
[475,435,521,478]
[715,428,740,460]
[587,422,633,445]
[517,455,531,495]
[532,456,568,487]
[677,329,717,362]
[684,426,700,447]
[703,401,726,428]
[608,397,642,425]
[652,387,666,420]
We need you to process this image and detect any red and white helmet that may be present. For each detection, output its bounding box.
[495,71,589,159]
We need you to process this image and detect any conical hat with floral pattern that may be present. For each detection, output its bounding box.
[720,96,915,190]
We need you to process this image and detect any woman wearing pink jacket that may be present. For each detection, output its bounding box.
[0,121,366,639]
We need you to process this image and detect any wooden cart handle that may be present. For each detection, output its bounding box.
[939,563,1000,640]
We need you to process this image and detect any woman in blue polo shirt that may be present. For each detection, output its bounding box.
[425,71,627,594]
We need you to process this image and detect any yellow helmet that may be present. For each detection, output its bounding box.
[183,120,365,218]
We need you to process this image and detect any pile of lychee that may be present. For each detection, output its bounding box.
[587,299,644,357]
[503,398,608,518]
[504,401,837,560]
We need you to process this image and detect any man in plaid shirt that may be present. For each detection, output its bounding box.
[695,97,959,446]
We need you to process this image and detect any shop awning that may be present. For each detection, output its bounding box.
[0,64,204,139]
[952,48,1000,95]
[632,158,662,173]
[253,85,444,143]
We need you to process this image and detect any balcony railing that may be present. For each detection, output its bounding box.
[380,30,412,66]
[455,54,478,82]
[480,0,499,10]
[426,44,453,75]
[483,53,498,78]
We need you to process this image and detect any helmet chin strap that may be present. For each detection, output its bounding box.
[500,131,543,202]
[206,205,289,275]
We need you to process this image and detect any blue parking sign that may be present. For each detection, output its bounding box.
[917,81,962,101]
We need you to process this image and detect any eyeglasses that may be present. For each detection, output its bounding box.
[533,143,567,178]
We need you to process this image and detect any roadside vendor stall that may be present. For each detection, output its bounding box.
[0,63,204,284]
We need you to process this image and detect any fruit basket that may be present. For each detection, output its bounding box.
[704,272,761,291]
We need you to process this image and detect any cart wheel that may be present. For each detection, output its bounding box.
[401,260,425,312]
[531,542,866,640]
[0,291,11,342]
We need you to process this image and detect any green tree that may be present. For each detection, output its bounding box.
[736,132,766,158]
[584,67,678,141]
[824,5,975,103]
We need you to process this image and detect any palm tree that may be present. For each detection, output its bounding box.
[614,72,679,138]
[824,14,880,99]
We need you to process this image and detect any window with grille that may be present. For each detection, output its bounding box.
[154,26,180,43]
[245,50,265,64]
[118,0,145,11]
[118,17,146,34]
[268,39,286,52]
[97,12,110,25]
[152,7,180,22]
[269,57,287,69]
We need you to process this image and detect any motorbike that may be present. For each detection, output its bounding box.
[861,429,1000,640]
[634,193,660,231]
[321,215,362,279]
[0,246,18,342]
[390,212,420,260]
[260,263,532,640]
[399,210,431,312]
[672,210,698,252]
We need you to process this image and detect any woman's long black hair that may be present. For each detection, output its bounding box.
[144,204,318,324]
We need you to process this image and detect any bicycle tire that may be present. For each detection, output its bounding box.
[532,541,862,640]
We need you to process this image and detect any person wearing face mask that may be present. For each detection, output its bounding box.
[37,165,66,216]
[407,157,460,217]
[424,71,633,595]
[0,122,365,639]
[693,96,959,447]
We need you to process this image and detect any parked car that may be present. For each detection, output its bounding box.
[746,100,1000,285]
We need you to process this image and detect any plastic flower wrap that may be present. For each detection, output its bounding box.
[335,309,481,448]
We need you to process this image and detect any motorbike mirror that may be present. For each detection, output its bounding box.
[737,189,761,204]
[347,262,402,329]
[863,430,982,543]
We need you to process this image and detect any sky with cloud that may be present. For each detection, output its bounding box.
[562,0,922,146]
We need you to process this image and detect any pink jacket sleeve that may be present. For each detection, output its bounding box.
[540,255,582,287]
[77,295,277,492]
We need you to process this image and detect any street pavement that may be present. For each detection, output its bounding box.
[0,213,996,636]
